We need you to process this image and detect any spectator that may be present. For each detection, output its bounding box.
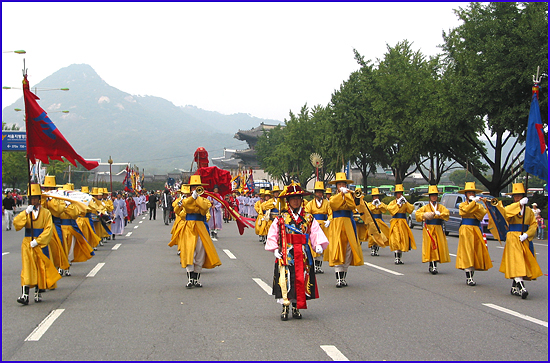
[3,191,17,231]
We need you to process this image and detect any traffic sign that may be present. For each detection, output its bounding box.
[2,131,26,151]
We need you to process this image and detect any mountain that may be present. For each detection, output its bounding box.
[2,64,281,174]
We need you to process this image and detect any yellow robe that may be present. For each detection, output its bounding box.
[499,202,542,280]
[327,192,364,267]
[93,198,112,238]
[387,199,416,252]
[77,199,101,249]
[254,200,265,235]
[260,198,279,235]
[168,197,187,251]
[416,203,451,263]
[304,198,333,259]
[366,202,390,248]
[41,197,70,270]
[456,200,492,271]
[177,196,221,269]
[13,207,62,289]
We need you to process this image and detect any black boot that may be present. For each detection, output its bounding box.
[17,286,30,305]
[373,245,380,256]
[335,272,343,288]
[466,271,476,286]
[341,271,348,287]
[34,286,43,303]
[517,280,528,299]
[429,261,434,274]
[194,272,202,288]
[112,234,115,240]
[315,260,324,274]
[432,261,438,274]
[397,251,403,264]
[291,303,302,319]
[394,251,400,265]
[281,305,290,321]
[510,280,520,296]
[186,272,195,289]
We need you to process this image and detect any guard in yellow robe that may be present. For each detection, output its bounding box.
[254,189,266,243]
[14,184,62,305]
[456,182,492,286]
[387,184,416,265]
[304,181,333,273]
[178,176,221,288]
[260,185,282,238]
[328,173,364,287]
[366,188,390,256]
[40,176,70,275]
[102,188,114,240]
[353,187,369,244]
[91,187,112,243]
[415,185,450,274]
[500,183,542,299]
[76,186,101,250]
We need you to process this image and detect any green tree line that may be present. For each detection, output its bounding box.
[256,2,547,197]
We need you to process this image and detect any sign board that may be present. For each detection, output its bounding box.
[2,131,26,151]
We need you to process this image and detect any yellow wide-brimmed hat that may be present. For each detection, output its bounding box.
[62,184,72,191]
[371,187,383,196]
[325,188,332,194]
[187,175,208,186]
[272,185,282,192]
[506,183,526,195]
[423,185,442,196]
[81,186,89,194]
[41,175,58,188]
[314,181,325,191]
[28,183,42,197]
[258,189,265,196]
[101,188,109,194]
[90,187,101,196]
[181,185,191,194]
[458,182,482,194]
[394,184,405,194]
[329,172,353,185]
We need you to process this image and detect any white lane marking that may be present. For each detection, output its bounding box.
[320,345,349,361]
[496,246,504,249]
[112,243,121,250]
[125,232,132,237]
[364,262,403,276]
[223,249,236,259]
[252,278,272,295]
[25,309,65,341]
[86,263,106,277]
[134,226,139,229]
[533,242,546,246]
[139,221,143,224]
[449,253,457,257]
[483,303,548,327]
[142,217,146,220]
[2,252,9,256]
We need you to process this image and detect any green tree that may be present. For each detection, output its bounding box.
[2,122,28,191]
[441,2,548,196]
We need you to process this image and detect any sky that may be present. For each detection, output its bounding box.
[2,2,467,122]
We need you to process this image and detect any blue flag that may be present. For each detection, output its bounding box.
[524,93,548,182]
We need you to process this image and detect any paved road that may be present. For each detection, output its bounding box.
[2,211,548,360]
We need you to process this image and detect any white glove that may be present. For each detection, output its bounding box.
[435,211,441,216]
[373,199,381,206]
[30,239,38,248]
[26,205,34,214]
[519,233,528,242]
[400,196,407,204]
[339,187,349,194]
[64,200,71,206]
[192,190,198,199]
[315,245,323,254]
[324,220,331,228]
[468,195,480,202]
[274,249,282,259]
[519,197,528,206]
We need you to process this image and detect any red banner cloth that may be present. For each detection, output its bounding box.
[287,233,307,310]
[195,166,232,197]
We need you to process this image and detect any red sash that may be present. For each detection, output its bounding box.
[287,233,307,309]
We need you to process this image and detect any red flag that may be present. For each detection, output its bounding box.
[23,79,98,170]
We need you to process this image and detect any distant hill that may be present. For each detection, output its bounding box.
[2,64,281,173]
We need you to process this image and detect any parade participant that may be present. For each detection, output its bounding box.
[366,188,390,256]
[75,186,101,251]
[304,181,332,274]
[415,185,450,274]
[455,182,492,286]
[387,184,415,265]
[126,193,136,223]
[14,183,62,304]
[352,187,369,245]
[500,183,542,299]
[254,189,266,242]
[161,189,173,225]
[249,192,259,220]
[207,185,223,241]
[327,173,364,287]
[177,175,221,288]
[91,187,112,244]
[261,185,282,236]
[148,190,158,221]
[256,189,273,244]
[325,187,332,201]
[110,192,127,238]
[265,182,328,320]
[3,191,17,231]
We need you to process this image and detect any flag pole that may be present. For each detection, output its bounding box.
[22,61,35,236]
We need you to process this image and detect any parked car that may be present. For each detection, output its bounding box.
[439,193,492,238]
[408,201,429,229]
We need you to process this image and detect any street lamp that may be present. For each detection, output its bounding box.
[15,108,69,114]
[3,86,69,92]
[108,156,113,194]
[2,50,26,54]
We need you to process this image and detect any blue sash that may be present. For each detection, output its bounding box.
[186,213,210,233]
[85,212,96,233]
[25,228,44,238]
[98,216,113,235]
[508,224,534,256]
[332,210,358,241]
[460,218,482,233]
[372,213,383,220]
[313,214,327,221]
[425,219,443,226]
[392,213,407,219]
[52,216,86,238]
